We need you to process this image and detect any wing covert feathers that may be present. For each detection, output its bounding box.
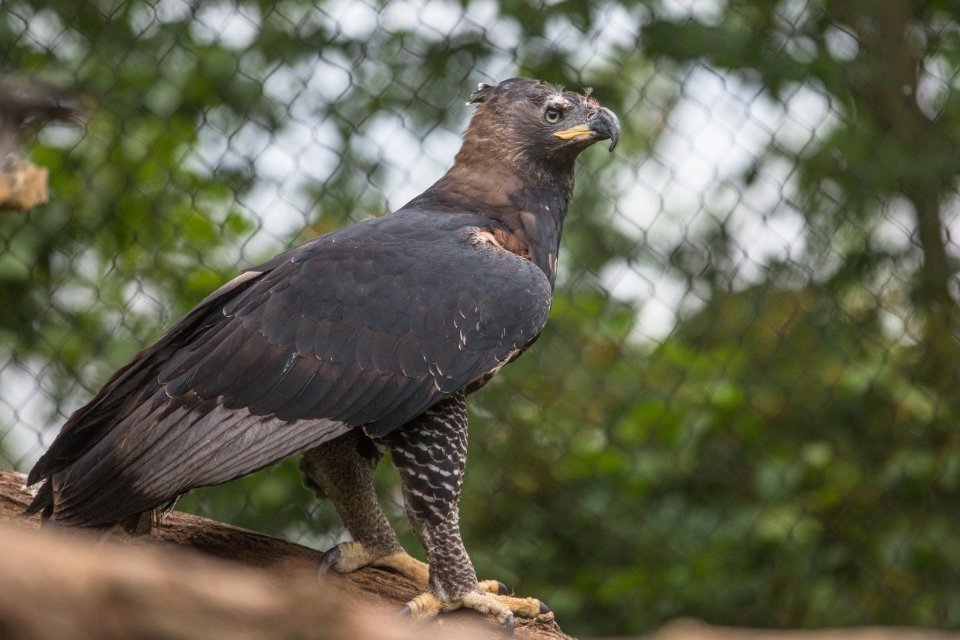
[28,211,551,527]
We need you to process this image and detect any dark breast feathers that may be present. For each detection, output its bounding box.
[28,210,551,526]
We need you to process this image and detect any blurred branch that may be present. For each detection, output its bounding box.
[0,157,48,211]
[0,79,82,212]
[643,619,960,640]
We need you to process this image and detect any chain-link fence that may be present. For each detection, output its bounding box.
[2,0,960,636]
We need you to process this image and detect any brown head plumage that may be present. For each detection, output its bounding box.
[458,78,620,167]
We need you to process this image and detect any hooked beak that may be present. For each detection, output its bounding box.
[553,106,622,152]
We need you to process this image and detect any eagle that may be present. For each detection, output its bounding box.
[26,78,621,628]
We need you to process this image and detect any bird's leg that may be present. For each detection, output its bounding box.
[380,393,547,628]
[299,431,428,585]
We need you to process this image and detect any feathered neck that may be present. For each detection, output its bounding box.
[402,157,575,287]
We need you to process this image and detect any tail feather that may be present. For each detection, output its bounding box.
[24,479,53,520]
[26,479,155,534]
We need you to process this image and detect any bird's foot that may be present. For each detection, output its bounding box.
[319,540,429,585]
[320,542,548,631]
[399,586,551,632]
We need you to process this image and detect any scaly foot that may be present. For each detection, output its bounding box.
[319,541,548,632]
[399,588,551,632]
[320,543,509,595]
[319,540,430,585]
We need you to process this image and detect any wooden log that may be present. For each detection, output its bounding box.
[3,469,958,640]
[643,619,960,640]
[0,469,569,640]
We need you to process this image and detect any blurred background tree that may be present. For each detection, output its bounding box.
[2,0,959,636]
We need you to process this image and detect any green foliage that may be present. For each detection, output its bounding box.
[645,0,960,333]
[3,0,960,637]
[465,279,960,633]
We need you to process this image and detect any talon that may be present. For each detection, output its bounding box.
[318,547,341,576]
[479,579,511,595]
[396,604,412,618]
[538,600,551,615]
[502,613,515,635]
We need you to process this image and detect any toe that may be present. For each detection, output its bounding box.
[478,579,510,595]
[484,593,546,619]
[375,551,430,586]
[399,588,548,629]
[317,541,426,582]
[403,592,445,620]
[460,590,520,626]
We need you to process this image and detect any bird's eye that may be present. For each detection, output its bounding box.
[544,107,562,124]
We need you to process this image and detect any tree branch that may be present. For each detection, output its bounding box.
[0,469,570,640]
[3,469,956,640]
[0,158,49,212]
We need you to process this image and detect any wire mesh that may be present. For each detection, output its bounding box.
[2,0,959,636]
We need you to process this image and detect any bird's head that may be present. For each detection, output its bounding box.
[460,78,621,171]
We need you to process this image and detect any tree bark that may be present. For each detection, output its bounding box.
[0,469,569,640]
[2,469,958,640]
